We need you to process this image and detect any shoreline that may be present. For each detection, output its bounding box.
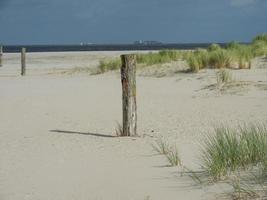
[0,43,232,53]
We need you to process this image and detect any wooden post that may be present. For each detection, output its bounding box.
[120,54,137,137]
[21,48,26,76]
[0,46,3,67]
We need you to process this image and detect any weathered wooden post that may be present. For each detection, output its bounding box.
[0,46,3,67]
[21,48,26,76]
[120,54,137,136]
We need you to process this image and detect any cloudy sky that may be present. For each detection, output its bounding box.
[0,0,266,44]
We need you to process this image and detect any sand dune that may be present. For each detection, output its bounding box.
[0,51,267,200]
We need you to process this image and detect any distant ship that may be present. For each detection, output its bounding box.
[80,42,94,46]
[133,40,162,45]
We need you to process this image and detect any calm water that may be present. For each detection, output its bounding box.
[2,43,229,53]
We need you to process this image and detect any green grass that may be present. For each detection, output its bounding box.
[209,49,232,69]
[186,34,267,72]
[187,48,232,71]
[226,41,242,50]
[186,44,257,71]
[136,49,181,66]
[252,40,267,57]
[228,45,253,69]
[208,43,221,52]
[187,55,201,72]
[228,175,259,200]
[151,137,181,166]
[252,33,267,44]
[186,49,209,72]
[95,33,267,74]
[216,69,233,86]
[151,137,170,155]
[97,58,121,74]
[201,123,267,181]
[96,50,181,74]
[165,145,181,166]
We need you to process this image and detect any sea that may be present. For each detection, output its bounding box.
[1,43,229,53]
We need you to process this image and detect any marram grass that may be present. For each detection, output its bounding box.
[208,49,232,69]
[97,59,121,73]
[201,123,267,181]
[208,43,221,52]
[97,49,182,73]
[216,69,233,85]
[151,137,170,155]
[186,49,209,72]
[151,137,181,166]
[96,33,267,74]
[165,145,181,166]
[252,33,267,44]
[136,49,181,66]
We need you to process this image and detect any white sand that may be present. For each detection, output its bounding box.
[0,52,267,200]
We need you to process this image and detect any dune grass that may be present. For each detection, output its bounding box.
[209,49,232,69]
[186,34,267,72]
[252,33,267,44]
[228,175,260,200]
[136,49,181,66]
[228,44,253,69]
[252,40,267,57]
[151,136,170,155]
[201,123,267,181]
[95,33,267,74]
[186,48,232,72]
[165,145,181,166]
[97,59,121,73]
[96,50,181,74]
[151,137,181,166]
[208,43,221,52]
[115,122,123,137]
[186,49,209,72]
[216,69,233,86]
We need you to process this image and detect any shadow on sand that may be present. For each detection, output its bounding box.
[50,129,115,138]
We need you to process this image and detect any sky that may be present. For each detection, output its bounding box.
[0,0,266,44]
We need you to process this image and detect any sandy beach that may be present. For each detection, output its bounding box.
[0,51,267,200]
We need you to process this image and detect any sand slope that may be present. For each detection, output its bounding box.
[0,52,267,200]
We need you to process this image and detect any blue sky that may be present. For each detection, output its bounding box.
[0,0,266,44]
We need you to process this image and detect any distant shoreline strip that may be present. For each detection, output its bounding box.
[0,43,247,53]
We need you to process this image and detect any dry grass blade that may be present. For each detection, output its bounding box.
[151,137,170,155]
[165,145,181,166]
[216,69,233,87]
[115,122,123,137]
[151,137,181,166]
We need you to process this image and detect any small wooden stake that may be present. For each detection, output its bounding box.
[120,54,137,137]
[0,46,3,67]
[21,48,26,76]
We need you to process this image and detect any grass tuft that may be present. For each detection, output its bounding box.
[209,49,232,69]
[97,59,121,74]
[216,69,233,86]
[252,33,267,44]
[151,137,181,166]
[186,49,209,72]
[165,145,181,166]
[201,123,267,181]
[137,50,181,66]
[115,122,123,137]
[208,43,221,52]
[95,33,267,74]
[151,137,170,155]
[228,175,259,200]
